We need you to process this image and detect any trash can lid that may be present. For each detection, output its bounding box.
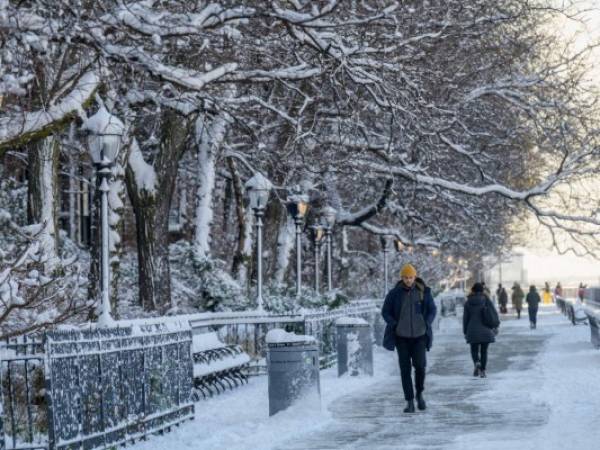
[336,316,369,326]
[266,329,316,346]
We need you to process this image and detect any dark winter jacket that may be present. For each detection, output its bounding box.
[512,286,524,309]
[463,293,499,344]
[497,288,508,305]
[381,278,437,351]
[526,289,541,309]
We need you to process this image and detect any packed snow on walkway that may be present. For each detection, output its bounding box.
[130,308,600,450]
[448,312,600,450]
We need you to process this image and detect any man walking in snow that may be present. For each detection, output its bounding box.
[381,264,437,413]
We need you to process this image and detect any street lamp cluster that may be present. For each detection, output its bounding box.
[245,174,338,311]
[82,106,456,320]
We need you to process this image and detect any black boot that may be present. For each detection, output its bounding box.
[416,393,426,411]
[479,369,487,378]
[403,400,415,413]
[473,362,480,377]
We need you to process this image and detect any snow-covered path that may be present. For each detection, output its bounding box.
[131,307,600,450]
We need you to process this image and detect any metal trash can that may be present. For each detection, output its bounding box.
[266,329,320,416]
[336,317,373,377]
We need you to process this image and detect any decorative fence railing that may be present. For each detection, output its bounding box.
[583,288,600,349]
[0,298,384,450]
[303,301,381,368]
[116,300,380,371]
[0,323,194,450]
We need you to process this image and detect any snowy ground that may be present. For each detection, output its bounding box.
[131,306,600,450]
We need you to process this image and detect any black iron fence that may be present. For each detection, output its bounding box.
[0,324,194,450]
[186,300,380,370]
[0,335,46,450]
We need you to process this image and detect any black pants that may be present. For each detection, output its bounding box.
[516,307,521,319]
[528,306,538,325]
[395,336,427,401]
[470,343,489,370]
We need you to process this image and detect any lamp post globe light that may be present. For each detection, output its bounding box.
[321,206,337,292]
[82,106,125,328]
[244,173,272,311]
[311,225,325,295]
[287,195,309,298]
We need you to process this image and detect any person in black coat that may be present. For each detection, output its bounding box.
[496,284,508,314]
[381,264,437,413]
[526,285,541,329]
[463,283,500,378]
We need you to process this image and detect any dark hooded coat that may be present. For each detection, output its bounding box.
[381,277,437,351]
[463,293,500,344]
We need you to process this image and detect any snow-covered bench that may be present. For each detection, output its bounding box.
[556,296,587,325]
[191,332,251,400]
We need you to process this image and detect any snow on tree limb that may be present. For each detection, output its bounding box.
[0,71,100,153]
[127,139,157,195]
[353,160,559,201]
[100,43,238,92]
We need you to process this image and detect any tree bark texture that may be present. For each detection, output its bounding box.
[126,111,190,312]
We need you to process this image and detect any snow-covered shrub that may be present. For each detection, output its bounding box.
[169,241,249,313]
[260,286,350,314]
[0,205,89,338]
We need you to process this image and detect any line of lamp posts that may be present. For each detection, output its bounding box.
[83,105,338,321]
[245,173,337,312]
[84,112,338,321]
[83,107,469,322]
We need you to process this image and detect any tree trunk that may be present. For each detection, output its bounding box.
[228,157,253,290]
[193,114,228,262]
[126,112,189,313]
[273,213,295,287]
[27,135,60,272]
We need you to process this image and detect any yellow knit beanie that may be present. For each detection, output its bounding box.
[400,264,417,278]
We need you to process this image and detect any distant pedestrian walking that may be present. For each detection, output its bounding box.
[496,284,508,314]
[382,264,437,413]
[554,282,563,300]
[542,282,552,305]
[511,282,524,319]
[463,283,500,378]
[526,285,541,329]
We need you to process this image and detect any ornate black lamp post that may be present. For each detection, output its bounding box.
[287,196,309,298]
[83,107,124,327]
[245,173,272,311]
[322,206,337,292]
[311,225,325,294]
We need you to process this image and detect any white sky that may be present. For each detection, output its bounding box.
[515,2,600,282]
